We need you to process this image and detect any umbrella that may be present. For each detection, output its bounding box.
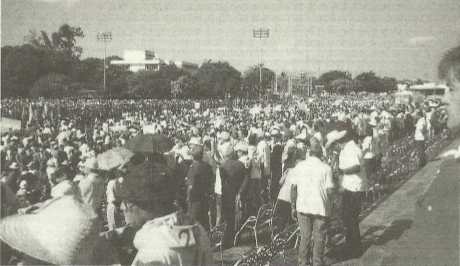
[97,147,135,170]
[124,133,173,153]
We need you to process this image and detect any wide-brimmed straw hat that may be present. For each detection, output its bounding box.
[9,162,19,170]
[81,158,98,170]
[0,196,117,265]
[325,130,347,149]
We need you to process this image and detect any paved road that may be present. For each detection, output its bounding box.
[277,138,460,266]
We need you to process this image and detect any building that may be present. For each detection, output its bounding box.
[408,83,448,99]
[110,50,199,73]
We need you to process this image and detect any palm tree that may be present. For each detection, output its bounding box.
[25,24,84,58]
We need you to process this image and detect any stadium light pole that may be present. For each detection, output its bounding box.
[97,32,112,91]
[252,28,270,85]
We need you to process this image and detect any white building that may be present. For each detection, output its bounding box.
[110,50,198,73]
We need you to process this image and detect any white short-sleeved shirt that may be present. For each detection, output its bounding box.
[362,136,377,159]
[414,117,427,141]
[277,168,295,203]
[339,140,368,192]
[291,157,334,217]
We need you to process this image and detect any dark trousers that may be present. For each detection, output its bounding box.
[188,200,210,232]
[273,199,294,235]
[222,196,236,248]
[248,179,263,215]
[270,172,282,202]
[364,157,376,178]
[416,141,426,168]
[341,190,363,257]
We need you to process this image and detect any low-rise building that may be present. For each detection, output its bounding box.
[110,50,198,73]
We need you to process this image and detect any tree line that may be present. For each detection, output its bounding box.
[5,24,454,99]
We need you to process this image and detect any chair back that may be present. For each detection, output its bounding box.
[255,201,275,229]
[207,221,227,251]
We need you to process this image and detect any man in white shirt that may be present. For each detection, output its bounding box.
[414,110,427,167]
[337,129,367,259]
[291,137,335,266]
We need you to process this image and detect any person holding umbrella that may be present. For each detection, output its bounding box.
[114,160,213,266]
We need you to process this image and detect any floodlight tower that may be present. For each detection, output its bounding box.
[97,31,112,90]
[252,28,270,84]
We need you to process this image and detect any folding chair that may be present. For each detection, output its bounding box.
[207,221,227,265]
[234,201,275,248]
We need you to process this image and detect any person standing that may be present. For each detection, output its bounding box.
[270,128,283,201]
[78,158,105,213]
[219,145,246,248]
[337,129,368,259]
[291,137,335,266]
[186,138,214,232]
[414,110,427,168]
[115,160,214,266]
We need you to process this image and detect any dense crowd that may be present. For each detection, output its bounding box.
[0,95,449,265]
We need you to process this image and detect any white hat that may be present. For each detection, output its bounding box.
[176,146,192,161]
[369,117,377,127]
[234,142,248,152]
[295,132,307,140]
[325,130,347,149]
[220,131,231,141]
[188,136,203,146]
[81,158,98,170]
[270,128,281,136]
[9,162,19,170]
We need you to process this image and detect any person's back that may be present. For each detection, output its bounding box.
[132,211,213,266]
[220,158,245,198]
[292,157,333,217]
[79,171,105,212]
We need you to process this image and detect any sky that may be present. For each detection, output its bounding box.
[2,0,460,81]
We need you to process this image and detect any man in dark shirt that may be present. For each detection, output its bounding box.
[187,144,213,231]
[219,145,246,248]
[270,128,283,201]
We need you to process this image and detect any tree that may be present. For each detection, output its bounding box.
[30,73,70,98]
[1,44,76,98]
[276,72,289,95]
[355,71,385,93]
[196,60,242,98]
[126,65,186,98]
[243,65,276,97]
[317,70,352,92]
[381,77,398,92]
[25,24,84,58]
[438,44,460,83]
[2,45,44,97]
[330,78,355,94]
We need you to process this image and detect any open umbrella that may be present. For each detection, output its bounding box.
[97,147,135,171]
[124,133,173,153]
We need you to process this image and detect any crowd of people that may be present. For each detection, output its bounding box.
[0,94,451,265]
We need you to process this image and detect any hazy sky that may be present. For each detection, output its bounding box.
[2,0,460,80]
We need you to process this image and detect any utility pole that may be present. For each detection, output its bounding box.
[252,28,270,85]
[97,32,112,91]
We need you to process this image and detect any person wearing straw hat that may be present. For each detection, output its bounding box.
[78,157,105,213]
[0,195,119,265]
[114,160,213,266]
[336,128,367,259]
